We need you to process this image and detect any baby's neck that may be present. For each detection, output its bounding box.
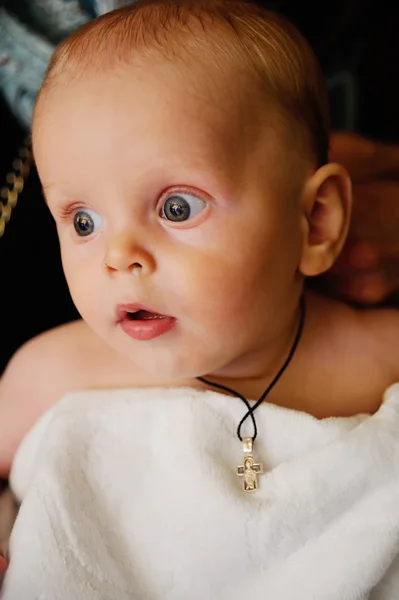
[196,294,307,403]
[195,291,388,419]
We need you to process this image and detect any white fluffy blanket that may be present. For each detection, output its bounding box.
[2,385,399,599]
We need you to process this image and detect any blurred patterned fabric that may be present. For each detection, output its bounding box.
[0,1,134,128]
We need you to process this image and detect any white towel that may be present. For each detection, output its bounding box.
[2,384,399,600]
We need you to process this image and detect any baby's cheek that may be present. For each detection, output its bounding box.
[64,268,99,321]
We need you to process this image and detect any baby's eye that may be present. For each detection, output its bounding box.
[73,209,103,237]
[160,193,207,222]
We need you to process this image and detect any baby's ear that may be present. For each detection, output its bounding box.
[299,163,352,277]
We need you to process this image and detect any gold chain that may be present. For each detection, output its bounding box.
[0,136,32,238]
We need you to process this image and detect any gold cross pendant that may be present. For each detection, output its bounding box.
[237,437,263,492]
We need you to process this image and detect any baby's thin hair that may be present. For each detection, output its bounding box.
[40,0,329,165]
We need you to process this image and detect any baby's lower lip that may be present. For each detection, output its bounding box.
[119,314,176,341]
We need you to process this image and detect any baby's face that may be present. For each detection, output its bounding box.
[33,60,308,381]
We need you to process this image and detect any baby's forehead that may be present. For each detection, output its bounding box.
[35,0,326,167]
[43,18,260,114]
[37,47,273,148]
[39,0,302,129]
[35,63,276,172]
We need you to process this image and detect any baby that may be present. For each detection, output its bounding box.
[1,0,399,598]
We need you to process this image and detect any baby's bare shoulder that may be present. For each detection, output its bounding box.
[300,294,399,417]
[2,320,99,393]
[321,300,399,389]
[0,320,140,476]
[1,319,135,401]
[310,294,399,374]
[357,307,399,377]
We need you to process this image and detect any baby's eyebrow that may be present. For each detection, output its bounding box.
[41,182,70,205]
[41,183,59,204]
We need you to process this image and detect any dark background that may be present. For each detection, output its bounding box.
[1,0,399,374]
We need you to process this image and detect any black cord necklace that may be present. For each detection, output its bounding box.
[197,295,306,493]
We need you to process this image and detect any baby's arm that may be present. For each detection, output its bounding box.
[0,321,87,479]
[0,337,55,478]
[0,339,56,581]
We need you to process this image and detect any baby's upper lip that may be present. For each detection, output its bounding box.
[116,303,170,322]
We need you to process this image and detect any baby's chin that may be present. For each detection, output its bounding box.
[102,335,197,380]
[88,318,245,384]
[130,354,216,385]
[114,342,232,386]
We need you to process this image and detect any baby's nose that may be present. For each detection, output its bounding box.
[103,232,156,275]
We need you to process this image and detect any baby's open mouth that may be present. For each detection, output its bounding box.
[117,304,176,340]
[127,310,167,321]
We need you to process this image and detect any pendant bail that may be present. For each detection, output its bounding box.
[242,437,253,454]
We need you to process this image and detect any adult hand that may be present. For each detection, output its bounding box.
[0,549,7,574]
[319,132,399,305]
[0,487,17,579]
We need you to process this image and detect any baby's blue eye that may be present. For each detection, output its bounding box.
[160,193,207,222]
[73,209,102,237]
